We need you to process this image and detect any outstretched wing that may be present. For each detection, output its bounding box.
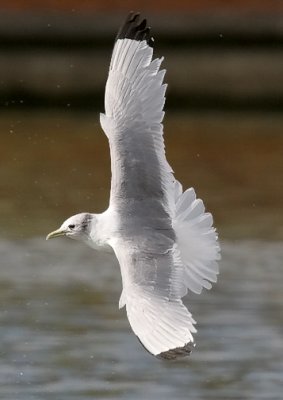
[109,236,196,359]
[100,12,174,218]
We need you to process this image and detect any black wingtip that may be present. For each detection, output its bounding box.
[115,12,154,48]
[137,336,195,361]
[156,342,196,361]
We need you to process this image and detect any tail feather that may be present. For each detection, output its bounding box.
[175,187,196,215]
[173,180,221,295]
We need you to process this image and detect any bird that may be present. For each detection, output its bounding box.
[46,12,220,360]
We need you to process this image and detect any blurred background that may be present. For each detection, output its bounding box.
[1,1,283,399]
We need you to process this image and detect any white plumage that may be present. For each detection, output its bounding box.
[47,13,220,360]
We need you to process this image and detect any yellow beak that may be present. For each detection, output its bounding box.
[46,228,67,240]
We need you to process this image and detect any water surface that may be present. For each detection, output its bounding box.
[1,111,282,399]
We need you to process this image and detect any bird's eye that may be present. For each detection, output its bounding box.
[68,224,75,229]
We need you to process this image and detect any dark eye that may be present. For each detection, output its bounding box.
[68,224,75,229]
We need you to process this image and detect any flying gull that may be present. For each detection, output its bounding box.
[47,12,220,360]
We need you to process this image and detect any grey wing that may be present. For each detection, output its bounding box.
[100,12,174,219]
[110,236,196,359]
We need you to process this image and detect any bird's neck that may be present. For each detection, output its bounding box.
[85,211,113,253]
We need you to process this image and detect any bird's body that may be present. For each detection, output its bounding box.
[47,13,220,360]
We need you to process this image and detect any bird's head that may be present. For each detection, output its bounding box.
[46,213,93,241]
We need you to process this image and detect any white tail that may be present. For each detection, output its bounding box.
[173,181,221,295]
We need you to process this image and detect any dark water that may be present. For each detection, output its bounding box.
[1,111,283,399]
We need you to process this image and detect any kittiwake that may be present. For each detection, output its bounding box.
[46,12,221,360]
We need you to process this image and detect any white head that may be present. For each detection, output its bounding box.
[46,213,93,242]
